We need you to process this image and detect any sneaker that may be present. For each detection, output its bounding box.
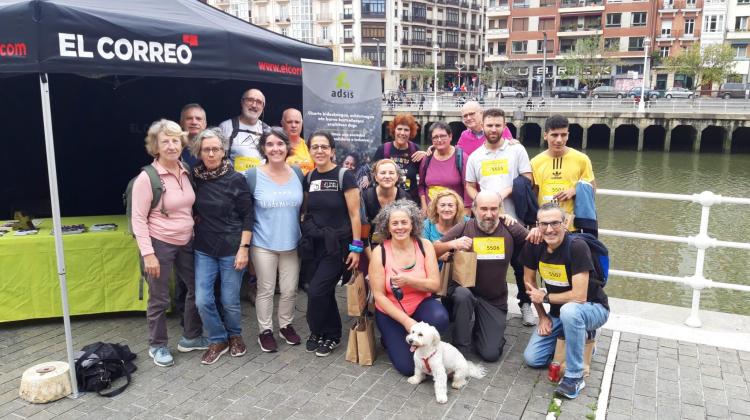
[229,335,247,357]
[520,303,537,326]
[555,376,585,399]
[258,329,278,353]
[148,346,174,367]
[177,336,209,353]
[315,338,341,357]
[201,342,229,365]
[279,325,301,346]
[306,334,323,353]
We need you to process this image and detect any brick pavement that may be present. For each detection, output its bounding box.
[0,290,747,419]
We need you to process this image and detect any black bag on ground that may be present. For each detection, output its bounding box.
[74,342,137,397]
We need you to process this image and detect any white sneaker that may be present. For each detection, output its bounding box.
[520,303,537,326]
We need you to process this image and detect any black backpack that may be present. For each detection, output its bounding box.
[74,342,137,397]
[533,233,610,287]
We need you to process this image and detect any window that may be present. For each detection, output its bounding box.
[628,36,645,51]
[281,27,289,36]
[344,26,353,39]
[412,50,425,65]
[413,4,426,19]
[685,0,696,6]
[413,27,425,41]
[497,42,507,55]
[604,37,620,49]
[512,41,527,53]
[606,13,621,28]
[447,9,459,24]
[739,0,750,4]
[535,39,553,53]
[361,25,385,38]
[736,16,749,31]
[733,44,748,58]
[320,26,329,40]
[489,42,494,55]
[402,50,408,64]
[512,17,528,31]
[632,12,647,27]
[539,18,555,31]
[498,18,508,29]
[660,46,670,57]
[362,0,385,16]
[661,21,672,36]
[704,15,724,33]
[560,38,576,53]
[684,18,695,34]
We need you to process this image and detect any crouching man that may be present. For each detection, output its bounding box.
[521,203,609,399]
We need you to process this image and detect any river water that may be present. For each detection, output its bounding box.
[522,149,750,316]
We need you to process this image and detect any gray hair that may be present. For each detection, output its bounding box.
[372,199,424,241]
[190,127,228,157]
[537,202,567,220]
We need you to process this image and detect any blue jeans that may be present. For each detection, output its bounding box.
[194,251,244,344]
[523,302,609,379]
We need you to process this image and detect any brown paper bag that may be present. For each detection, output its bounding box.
[346,270,367,316]
[438,260,451,297]
[345,320,359,364]
[554,337,595,377]
[451,251,477,288]
[356,316,377,366]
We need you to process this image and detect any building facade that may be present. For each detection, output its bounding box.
[727,0,750,83]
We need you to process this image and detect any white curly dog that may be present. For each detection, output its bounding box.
[405,321,487,403]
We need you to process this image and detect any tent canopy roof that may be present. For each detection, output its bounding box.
[0,0,332,84]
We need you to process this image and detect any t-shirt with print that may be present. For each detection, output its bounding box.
[440,219,528,310]
[521,235,609,318]
[252,168,303,252]
[530,148,595,222]
[304,166,357,229]
[465,141,532,220]
[373,142,421,203]
[219,118,265,173]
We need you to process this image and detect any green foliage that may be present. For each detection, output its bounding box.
[556,37,620,88]
[344,57,373,66]
[547,397,562,418]
[664,43,736,88]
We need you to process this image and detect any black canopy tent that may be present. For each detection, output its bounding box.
[0,0,331,396]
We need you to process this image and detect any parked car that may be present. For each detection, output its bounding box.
[627,87,660,100]
[496,86,526,98]
[551,86,586,98]
[591,85,626,99]
[664,87,696,99]
[717,82,749,99]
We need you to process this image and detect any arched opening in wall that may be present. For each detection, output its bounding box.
[567,124,583,149]
[643,125,665,151]
[670,125,696,152]
[448,121,466,145]
[699,126,725,153]
[521,123,541,149]
[423,121,435,142]
[506,123,517,140]
[587,124,610,149]
[381,121,391,144]
[614,125,638,150]
[731,127,750,154]
[413,122,423,146]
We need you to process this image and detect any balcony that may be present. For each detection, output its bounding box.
[361,10,385,18]
[316,13,333,21]
[469,44,477,51]
[679,33,696,41]
[659,2,677,13]
[485,53,509,62]
[411,38,431,47]
[275,17,291,25]
[315,38,333,45]
[446,0,459,5]
[444,41,459,48]
[445,20,460,28]
[471,2,480,10]
[486,5,510,16]
[557,24,603,36]
[470,24,478,31]
[436,19,443,25]
[402,14,411,21]
[656,32,675,42]
[341,37,354,44]
[559,0,605,13]
[341,12,354,20]
[512,1,529,8]
[727,29,750,40]
[459,42,467,50]
[486,28,509,38]
[412,15,427,23]
[460,0,469,7]
[252,16,270,25]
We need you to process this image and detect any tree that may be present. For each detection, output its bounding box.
[343,57,373,66]
[664,43,736,89]
[556,37,620,88]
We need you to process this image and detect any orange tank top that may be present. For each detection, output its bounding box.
[375,239,431,316]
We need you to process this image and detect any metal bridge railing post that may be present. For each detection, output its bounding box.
[685,191,720,327]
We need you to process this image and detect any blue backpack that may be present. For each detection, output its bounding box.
[536,232,610,287]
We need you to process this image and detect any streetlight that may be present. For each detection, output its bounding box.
[372,38,381,68]
[455,60,466,89]
[637,37,651,113]
[542,31,547,98]
[432,43,439,112]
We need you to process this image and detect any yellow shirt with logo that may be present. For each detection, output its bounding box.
[286,139,314,175]
[530,148,594,224]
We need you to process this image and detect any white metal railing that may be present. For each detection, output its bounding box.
[597,189,750,327]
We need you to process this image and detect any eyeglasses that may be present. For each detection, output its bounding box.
[537,220,564,229]
[201,147,223,154]
[242,98,264,106]
[431,134,450,141]
[310,144,331,151]
[462,111,476,119]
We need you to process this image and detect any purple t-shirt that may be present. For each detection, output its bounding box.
[418,150,471,208]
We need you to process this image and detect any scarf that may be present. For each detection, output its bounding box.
[193,159,233,181]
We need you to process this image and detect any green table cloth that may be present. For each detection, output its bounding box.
[0,215,148,322]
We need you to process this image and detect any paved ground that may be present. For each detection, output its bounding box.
[0,289,748,419]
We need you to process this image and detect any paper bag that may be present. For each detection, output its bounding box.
[554,337,595,377]
[438,260,451,297]
[451,251,477,288]
[346,270,367,316]
[356,316,377,366]
[345,320,359,364]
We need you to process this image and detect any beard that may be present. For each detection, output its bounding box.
[477,218,499,233]
[242,108,261,122]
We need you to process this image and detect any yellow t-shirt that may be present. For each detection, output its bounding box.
[286,139,314,175]
[530,148,595,224]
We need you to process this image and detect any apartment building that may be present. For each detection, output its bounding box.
[651,0,703,89]
[727,0,750,82]
[209,0,251,21]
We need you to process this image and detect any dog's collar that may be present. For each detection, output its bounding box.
[421,349,438,374]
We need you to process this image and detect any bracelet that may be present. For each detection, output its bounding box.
[543,290,550,304]
[351,239,364,247]
[348,244,364,253]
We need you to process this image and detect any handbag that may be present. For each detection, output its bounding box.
[356,315,377,366]
[451,250,477,288]
[438,260,451,297]
[346,269,367,317]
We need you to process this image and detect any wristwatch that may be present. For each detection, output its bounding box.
[240,243,251,248]
[543,290,550,304]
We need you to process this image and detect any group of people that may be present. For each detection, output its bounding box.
[130,88,608,401]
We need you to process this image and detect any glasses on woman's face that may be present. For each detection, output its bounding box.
[537,220,564,229]
[310,144,331,151]
[432,134,450,141]
[201,147,223,155]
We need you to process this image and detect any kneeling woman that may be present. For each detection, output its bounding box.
[369,199,449,376]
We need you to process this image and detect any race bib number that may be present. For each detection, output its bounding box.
[428,185,448,201]
[541,181,571,203]
[481,159,509,177]
[472,237,505,260]
[539,262,569,287]
[234,156,261,173]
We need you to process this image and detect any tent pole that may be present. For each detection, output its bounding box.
[38,73,80,399]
